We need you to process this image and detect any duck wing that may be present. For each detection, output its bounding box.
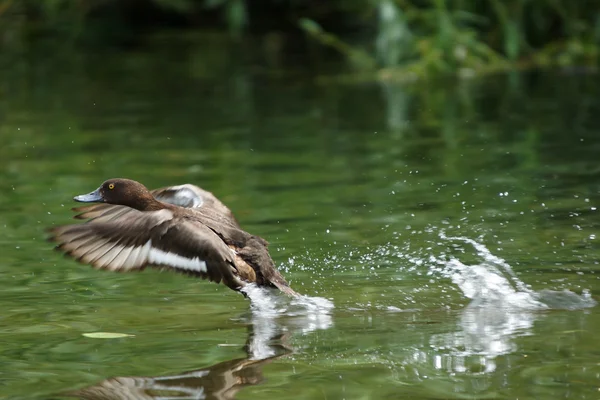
[48,209,247,290]
[187,217,297,296]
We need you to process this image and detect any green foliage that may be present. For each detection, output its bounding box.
[299,18,377,70]
[0,0,598,76]
[367,0,599,77]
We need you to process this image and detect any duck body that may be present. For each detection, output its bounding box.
[49,178,296,296]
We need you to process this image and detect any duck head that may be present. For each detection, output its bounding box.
[74,178,157,210]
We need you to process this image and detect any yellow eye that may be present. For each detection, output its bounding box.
[108,183,115,190]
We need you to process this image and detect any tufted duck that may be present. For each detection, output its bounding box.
[48,178,296,296]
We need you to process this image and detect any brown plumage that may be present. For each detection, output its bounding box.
[48,178,296,296]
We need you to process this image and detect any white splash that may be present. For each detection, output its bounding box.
[238,284,334,360]
[242,284,287,317]
[287,295,335,333]
[434,233,596,311]
[241,284,334,333]
[416,232,597,367]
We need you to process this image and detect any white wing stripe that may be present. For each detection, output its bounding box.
[147,240,207,272]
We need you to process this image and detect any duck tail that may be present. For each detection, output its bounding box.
[265,271,298,296]
[238,236,300,297]
[272,279,299,297]
[265,264,298,296]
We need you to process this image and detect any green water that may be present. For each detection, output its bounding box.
[1,37,600,399]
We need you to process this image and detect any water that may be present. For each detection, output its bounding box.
[1,37,600,399]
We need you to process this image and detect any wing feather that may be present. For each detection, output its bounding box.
[93,243,126,269]
[49,210,244,289]
[110,246,139,271]
[79,238,115,264]
[73,204,129,221]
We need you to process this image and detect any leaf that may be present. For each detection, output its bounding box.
[82,332,135,339]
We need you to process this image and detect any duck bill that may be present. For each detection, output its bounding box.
[73,187,103,203]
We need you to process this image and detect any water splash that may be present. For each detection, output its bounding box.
[410,232,597,367]
[240,284,334,337]
[436,233,546,310]
[266,230,596,375]
[432,232,596,311]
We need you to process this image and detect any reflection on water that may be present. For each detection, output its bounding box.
[62,289,334,399]
[66,355,281,400]
[425,306,537,374]
[64,327,285,399]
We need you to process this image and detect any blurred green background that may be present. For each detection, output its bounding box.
[1,0,598,77]
[1,1,600,399]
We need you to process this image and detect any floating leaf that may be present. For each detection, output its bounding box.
[82,332,134,339]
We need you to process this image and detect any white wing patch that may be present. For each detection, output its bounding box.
[147,240,207,273]
[62,234,207,273]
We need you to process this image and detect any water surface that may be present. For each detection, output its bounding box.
[1,38,599,399]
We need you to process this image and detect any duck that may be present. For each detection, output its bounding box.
[48,178,297,296]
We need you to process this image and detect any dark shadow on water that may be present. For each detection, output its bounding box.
[59,318,292,400]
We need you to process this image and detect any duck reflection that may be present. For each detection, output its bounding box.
[62,318,293,400]
[60,282,333,400]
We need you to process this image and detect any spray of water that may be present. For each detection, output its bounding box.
[234,285,334,360]
[433,231,596,310]
[240,229,595,369]
[241,284,334,317]
[406,231,596,364]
